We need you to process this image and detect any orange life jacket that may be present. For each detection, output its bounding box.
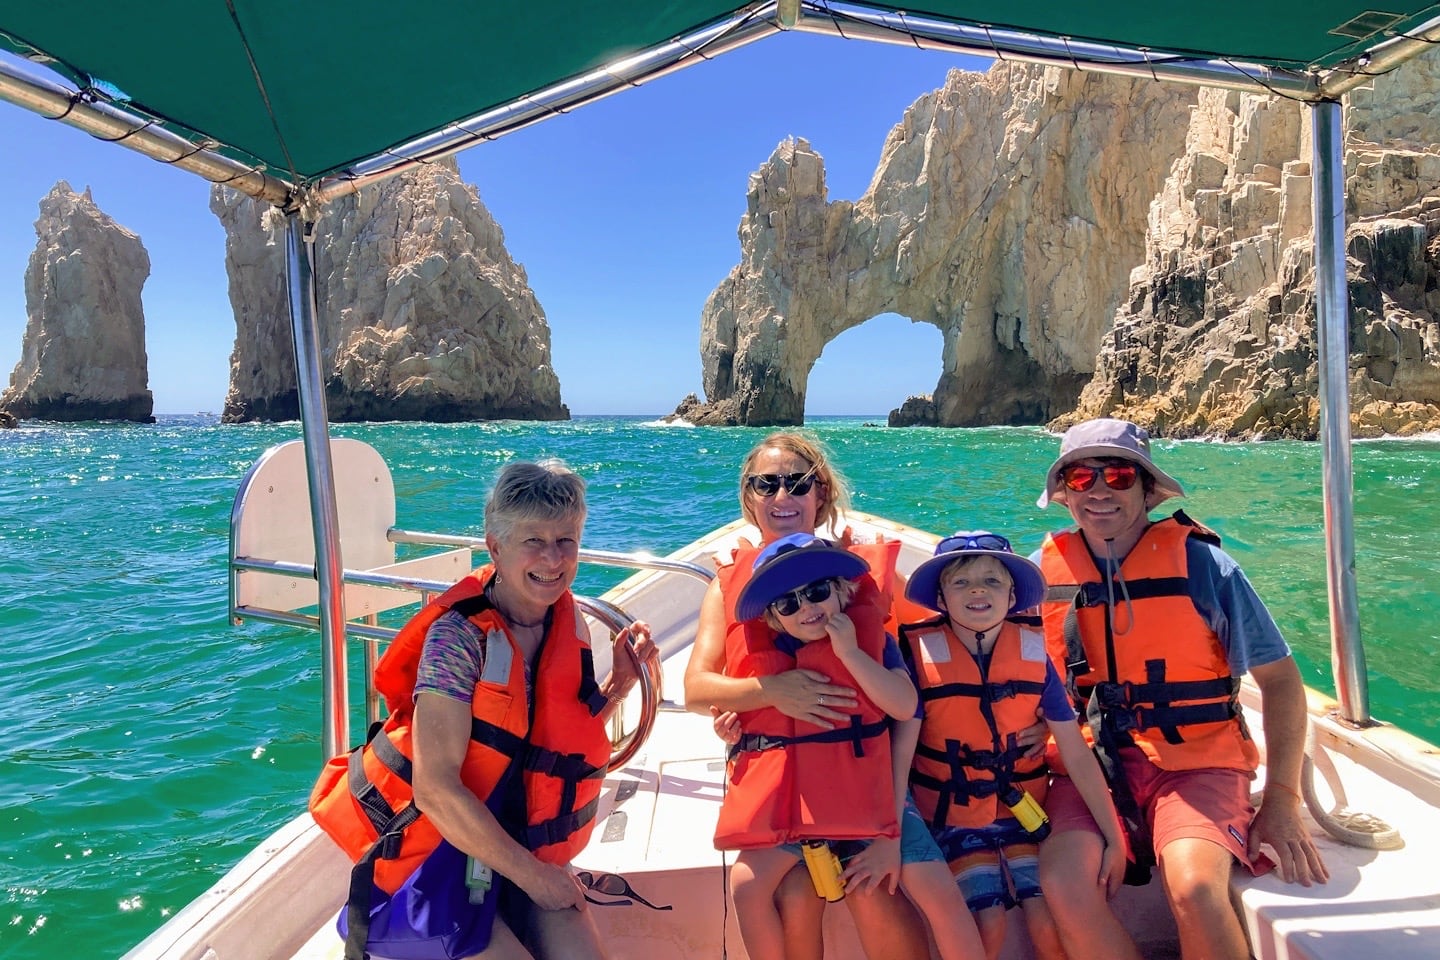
[899,619,1050,830]
[711,538,900,850]
[1038,514,1257,774]
[309,566,611,896]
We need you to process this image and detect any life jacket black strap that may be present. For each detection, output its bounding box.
[910,737,1048,830]
[343,800,423,960]
[1089,675,1241,740]
[731,717,891,758]
[347,726,415,838]
[920,678,1047,704]
[522,795,601,851]
[579,646,607,717]
[1083,695,1156,887]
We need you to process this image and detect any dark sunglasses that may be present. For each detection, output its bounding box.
[769,579,836,617]
[745,471,818,498]
[1059,462,1140,493]
[577,870,673,910]
[937,532,1012,554]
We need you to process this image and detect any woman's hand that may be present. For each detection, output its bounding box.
[711,706,741,745]
[840,835,901,894]
[519,860,587,911]
[607,620,658,700]
[759,668,857,729]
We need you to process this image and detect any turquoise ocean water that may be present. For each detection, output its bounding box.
[3,414,1438,959]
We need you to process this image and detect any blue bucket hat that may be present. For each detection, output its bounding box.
[733,533,870,622]
[903,530,1046,615]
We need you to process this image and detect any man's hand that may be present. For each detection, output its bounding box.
[1248,789,1329,886]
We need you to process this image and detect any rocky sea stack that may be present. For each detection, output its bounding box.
[213,158,568,423]
[1,181,153,423]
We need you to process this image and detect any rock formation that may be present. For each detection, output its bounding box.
[213,158,567,422]
[1066,51,1440,438]
[1,182,153,422]
[680,62,1197,426]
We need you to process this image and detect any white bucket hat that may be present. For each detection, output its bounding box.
[1037,418,1184,509]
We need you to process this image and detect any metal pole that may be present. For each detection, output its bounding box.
[1310,100,1369,725]
[285,211,351,757]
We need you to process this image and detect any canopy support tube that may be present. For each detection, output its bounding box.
[284,211,351,758]
[1310,100,1369,726]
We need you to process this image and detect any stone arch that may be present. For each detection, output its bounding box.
[805,312,943,417]
[686,62,1197,427]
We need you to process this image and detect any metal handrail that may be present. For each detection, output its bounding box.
[387,528,717,583]
[230,543,703,759]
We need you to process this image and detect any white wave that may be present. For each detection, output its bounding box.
[640,417,694,428]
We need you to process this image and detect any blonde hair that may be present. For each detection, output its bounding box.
[738,431,851,537]
[761,576,858,632]
[483,459,587,544]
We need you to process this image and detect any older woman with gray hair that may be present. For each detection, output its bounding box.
[327,459,656,960]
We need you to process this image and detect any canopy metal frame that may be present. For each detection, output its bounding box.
[0,0,1409,750]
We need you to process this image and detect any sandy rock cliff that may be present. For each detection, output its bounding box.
[1068,50,1440,438]
[680,62,1196,427]
[1,182,153,422]
[213,158,567,422]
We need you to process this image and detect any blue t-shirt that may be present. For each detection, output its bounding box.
[1029,528,1290,676]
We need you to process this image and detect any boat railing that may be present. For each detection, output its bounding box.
[229,438,710,767]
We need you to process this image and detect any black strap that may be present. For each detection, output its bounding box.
[342,798,423,960]
[523,795,602,850]
[1084,695,1156,887]
[732,717,891,757]
[578,646,607,717]
[919,678,1047,703]
[910,736,1048,831]
[1089,675,1241,739]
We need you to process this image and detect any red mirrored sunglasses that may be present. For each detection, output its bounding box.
[1059,462,1140,493]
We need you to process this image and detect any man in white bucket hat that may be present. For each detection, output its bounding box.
[1032,419,1327,960]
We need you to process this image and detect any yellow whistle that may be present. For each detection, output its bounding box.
[1003,787,1053,840]
[801,840,846,902]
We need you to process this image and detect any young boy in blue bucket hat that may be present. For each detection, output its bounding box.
[899,531,1125,960]
[715,532,985,960]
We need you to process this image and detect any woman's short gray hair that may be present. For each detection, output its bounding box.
[484,459,587,544]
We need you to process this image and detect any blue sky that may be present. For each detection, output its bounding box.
[0,35,992,416]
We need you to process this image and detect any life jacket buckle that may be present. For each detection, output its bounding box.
[1075,582,1110,608]
[1094,680,1133,710]
[377,829,405,860]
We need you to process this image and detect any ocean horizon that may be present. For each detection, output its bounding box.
[3,415,1437,958]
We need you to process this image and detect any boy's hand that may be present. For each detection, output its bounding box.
[1099,833,1127,899]
[710,706,741,746]
[840,835,901,894]
[824,610,859,656]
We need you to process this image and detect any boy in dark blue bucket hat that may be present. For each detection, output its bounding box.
[899,531,1125,960]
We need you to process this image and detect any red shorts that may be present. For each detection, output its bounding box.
[1045,747,1273,875]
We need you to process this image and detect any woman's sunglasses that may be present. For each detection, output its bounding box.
[1059,462,1140,493]
[576,870,672,910]
[745,471,818,498]
[769,579,835,617]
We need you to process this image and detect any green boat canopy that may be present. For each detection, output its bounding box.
[2,0,1438,200]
